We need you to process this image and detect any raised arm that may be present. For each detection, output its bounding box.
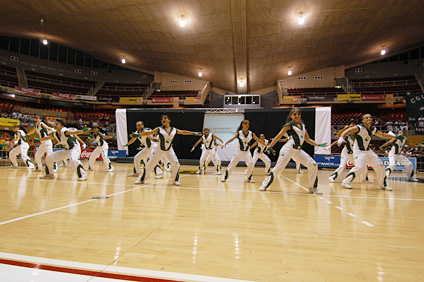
[26,127,36,136]
[268,126,291,149]
[304,130,326,147]
[252,133,266,146]
[375,131,399,140]
[213,134,224,144]
[380,137,396,150]
[191,138,203,152]
[223,132,239,146]
[176,129,201,136]
[41,122,55,132]
[338,126,360,146]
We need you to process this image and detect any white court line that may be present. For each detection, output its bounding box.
[361,221,374,227]
[347,213,357,217]
[0,252,254,282]
[0,176,186,227]
[335,206,344,210]
[326,201,333,204]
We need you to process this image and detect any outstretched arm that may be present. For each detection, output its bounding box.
[249,142,258,150]
[223,133,239,146]
[191,138,203,152]
[177,129,201,136]
[252,133,266,146]
[305,130,326,147]
[213,134,224,144]
[338,126,360,146]
[375,131,399,140]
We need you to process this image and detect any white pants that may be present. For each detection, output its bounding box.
[89,144,112,170]
[222,149,254,180]
[9,143,34,168]
[262,145,318,190]
[35,140,55,170]
[45,147,87,178]
[200,148,221,170]
[342,149,386,188]
[133,147,152,174]
[138,147,179,182]
[386,152,414,178]
[252,151,271,174]
[330,149,368,181]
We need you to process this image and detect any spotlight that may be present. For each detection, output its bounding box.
[198,71,203,77]
[42,39,48,45]
[288,70,293,75]
[121,58,126,64]
[179,16,186,27]
[298,13,305,25]
[380,49,387,55]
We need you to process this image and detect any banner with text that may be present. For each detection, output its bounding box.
[52,92,77,100]
[119,97,143,104]
[282,96,301,104]
[338,94,361,101]
[152,97,173,103]
[406,91,424,119]
[14,86,41,97]
[361,94,385,101]
[185,97,202,104]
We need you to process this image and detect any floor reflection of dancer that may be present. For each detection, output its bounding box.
[381,130,418,182]
[134,115,200,186]
[259,108,326,194]
[221,120,266,183]
[339,114,394,190]
[191,128,223,174]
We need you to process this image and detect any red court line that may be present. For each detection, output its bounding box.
[0,258,181,282]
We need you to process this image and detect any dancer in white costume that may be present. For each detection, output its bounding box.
[88,126,115,172]
[381,130,418,181]
[339,114,395,190]
[126,121,153,177]
[221,120,266,183]
[191,128,223,174]
[135,115,200,186]
[277,137,303,174]
[247,134,272,175]
[39,119,90,181]
[259,108,326,194]
[8,124,35,169]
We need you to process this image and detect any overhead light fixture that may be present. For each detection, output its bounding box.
[198,69,203,77]
[288,70,293,75]
[42,39,48,45]
[239,80,245,87]
[179,15,186,27]
[380,49,387,55]
[298,13,305,25]
[121,57,126,64]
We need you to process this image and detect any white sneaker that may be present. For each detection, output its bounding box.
[108,167,114,172]
[173,181,181,186]
[78,175,87,181]
[342,182,353,189]
[52,169,57,173]
[259,185,267,191]
[244,170,247,175]
[155,174,164,179]
[195,170,202,174]
[409,178,419,182]
[383,185,392,191]
[247,178,255,183]
[221,178,226,182]
[128,173,139,177]
[40,174,54,179]
[134,179,144,184]
[309,187,323,195]
[328,176,336,183]
[298,170,304,174]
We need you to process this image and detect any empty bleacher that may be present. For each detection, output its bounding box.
[97,82,149,97]
[350,76,422,95]
[25,70,96,95]
[287,87,345,96]
[150,90,199,98]
[0,65,19,88]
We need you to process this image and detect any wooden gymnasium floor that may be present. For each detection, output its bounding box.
[0,160,424,282]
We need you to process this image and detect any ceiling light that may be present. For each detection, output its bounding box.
[239,80,245,87]
[288,70,293,75]
[179,16,186,27]
[198,70,203,77]
[380,49,387,55]
[121,58,126,64]
[298,13,305,25]
[42,39,48,45]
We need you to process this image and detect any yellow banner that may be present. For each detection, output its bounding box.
[119,97,143,104]
[185,97,201,104]
[338,94,361,101]
[0,117,20,127]
[282,96,301,103]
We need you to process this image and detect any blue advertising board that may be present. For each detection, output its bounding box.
[314,155,417,171]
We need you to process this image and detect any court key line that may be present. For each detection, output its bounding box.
[280,175,375,227]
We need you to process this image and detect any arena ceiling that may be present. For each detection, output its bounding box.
[2,0,424,93]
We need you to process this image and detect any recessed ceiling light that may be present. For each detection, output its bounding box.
[380,49,387,55]
[42,39,48,45]
[239,80,245,87]
[179,16,186,27]
[198,71,203,77]
[298,13,305,25]
[121,58,126,64]
[288,70,293,75]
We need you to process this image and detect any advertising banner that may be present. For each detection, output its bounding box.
[14,86,41,97]
[185,97,202,104]
[77,95,97,101]
[406,92,424,120]
[314,155,416,171]
[54,149,126,160]
[152,97,173,103]
[119,97,143,104]
[307,96,334,102]
[386,93,394,107]
[173,97,180,108]
[52,92,77,100]
[361,94,385,101]
[337,94,361,101]
[0,117,20,127]
[282,96,301,103]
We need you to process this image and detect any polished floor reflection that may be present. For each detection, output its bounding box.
[0,162,423,282]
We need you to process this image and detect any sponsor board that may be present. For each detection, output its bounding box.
[306,96,334,102]
[119,97,143,104]
[282,96,301,103]
[14,86,41,97]
[314,155,416,171]
[53,92,77,100]
[361,94,385,101]
[0,117,20,127]
[173,97,180,108]
[152,97,173,103]
[54,149,126,159]
[77,95,97,101]
[185,97,202,104]
[337,94,361,101]
[386,93,394,107]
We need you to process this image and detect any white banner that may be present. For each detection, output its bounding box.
[115,109,128,154]
[314,107,331,155]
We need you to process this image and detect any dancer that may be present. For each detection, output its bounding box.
[88,126,114,172]
[39,119,90,181]
[380,130,418,181]
[8,124,35,169]
[338,114,395,190]
[246,133,271,175]
[221,120,266,183]
[259,107,326,194]
[277,137,303,174]
[135,115,200,185]
[191,128,223,174]
[25,115,57,171]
